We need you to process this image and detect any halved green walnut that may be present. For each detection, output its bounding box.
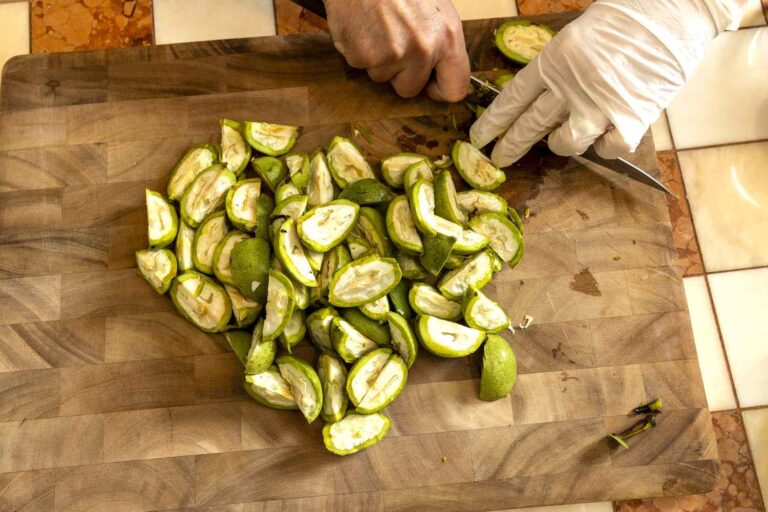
[167,143,219,201]
[275,217,318,287]
[381,152,431,189]
[244,366,297,410]
[230,237,271,303]
[408,179,462,239]
[326,136,375,188]
[338,178,389,205]
[469,212,524,268]
[224,284,261,327]
[416,315,486,358]
[494,20,555,65]
[192,211,229,275]
[360,295,390,322]
[331,317,378,363]
[275,181,300,203]
[452,141,505,191]
[175,221,195,272]
[388,279,414,320]
[225,178,262,232]
[271,194,308,223]
[319,244,351,297]
[318,353,349,423]
[329,254,402,307]
[253,194,275,241]
[136,249,177,294]
[292,279,310,310]
[251,156,288,193]
[386,195,423,255]
[342,308,390,346]
[480,334,517,401]
[220,119,251,176]
[507,206,524,235]
[224,329,252,365]
[307,150,335,208]
[244,121,299,156]
[279,309,306,353]
[386,311,418,368]
[495,73,516,89]
[456,190,508,216]
[306,248,324,273]
[355,207,394,257]
[403,160,434,193]
[419,233,456,276]
[213,231,250,285]
[323,412,390,455]
[347,236,372,259]
[433,170,466,226]
[244,319,276,375]
[409,282,462,321]
[277,355,323,423]
[463,287,509,333]
[180,164,237,228]
[347,348,407,414]
[438,250,494,300]
[146,190,178,249]
[453,228,489,255]
[286,153,310,190]
[297,199,359,252]
[171,271,232,332]
[307,307,338,353]
[262,269,296,341]
[396,252,429,280]
[444,253,467,270]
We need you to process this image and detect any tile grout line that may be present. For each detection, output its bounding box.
[675,136,768,153]
[151,0,157,45]
[701,275,740,407]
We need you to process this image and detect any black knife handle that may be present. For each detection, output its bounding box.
[290,0,328,19]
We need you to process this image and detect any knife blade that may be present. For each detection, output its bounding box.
[469,76,672,195]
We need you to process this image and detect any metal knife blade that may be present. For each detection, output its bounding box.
[469,76,672,195]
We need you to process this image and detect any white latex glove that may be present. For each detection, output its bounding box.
[470,0,742,166]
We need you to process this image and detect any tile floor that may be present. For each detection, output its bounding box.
[0,1,767,511]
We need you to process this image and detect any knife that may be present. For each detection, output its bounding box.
[470,77,672,195]
[291,1,670,195]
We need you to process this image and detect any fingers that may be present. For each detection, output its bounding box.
[391,56,435,98]
[470,62,547,150]
[489,90,569,167]
[547,114,610,157]
[593,126,634,159]
[426,31,470,102]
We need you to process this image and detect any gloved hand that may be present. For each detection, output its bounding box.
[470,0,742,166]
[325,0,470,102]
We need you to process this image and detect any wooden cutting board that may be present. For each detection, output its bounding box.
[0,11,717,512]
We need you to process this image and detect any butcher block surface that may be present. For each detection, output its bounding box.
[0,11,717,512]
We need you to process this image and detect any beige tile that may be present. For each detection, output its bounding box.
[742,407,768,507]
[650,112,673,152]
[741,0,768,27]
[709,268,768,408]
[492,503,614,512]
[683,277,737,411]
[0,2,29,83]
[153,0,276,45]
[452,0,517,20]
[678,142,768,272]
[667,28,768,149]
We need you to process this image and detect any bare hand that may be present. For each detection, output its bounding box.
[325,0,470,102]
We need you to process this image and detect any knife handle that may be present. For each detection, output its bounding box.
[289,0,328,19]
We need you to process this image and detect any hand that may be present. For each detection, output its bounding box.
[324,0,471,102]
[470,0,742,166]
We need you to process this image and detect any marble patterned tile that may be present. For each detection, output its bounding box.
[742,407,768,507]
[517,0,592,16]
[709,268,768,408]
[741,0,768,27]
[30,0,153,53]
[650,112,673,152]
[678,142,768,272]
[154,0,275,45]
[493,503,612,512]
[274,0,327,36]
[0,2,30,79]
[656,152,704,277]
[451,0,517,20]
[615,411,765,512]
[667,28,768,149]
[683,277,736,411]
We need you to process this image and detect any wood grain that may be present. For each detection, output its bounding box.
[0,10,717,511]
